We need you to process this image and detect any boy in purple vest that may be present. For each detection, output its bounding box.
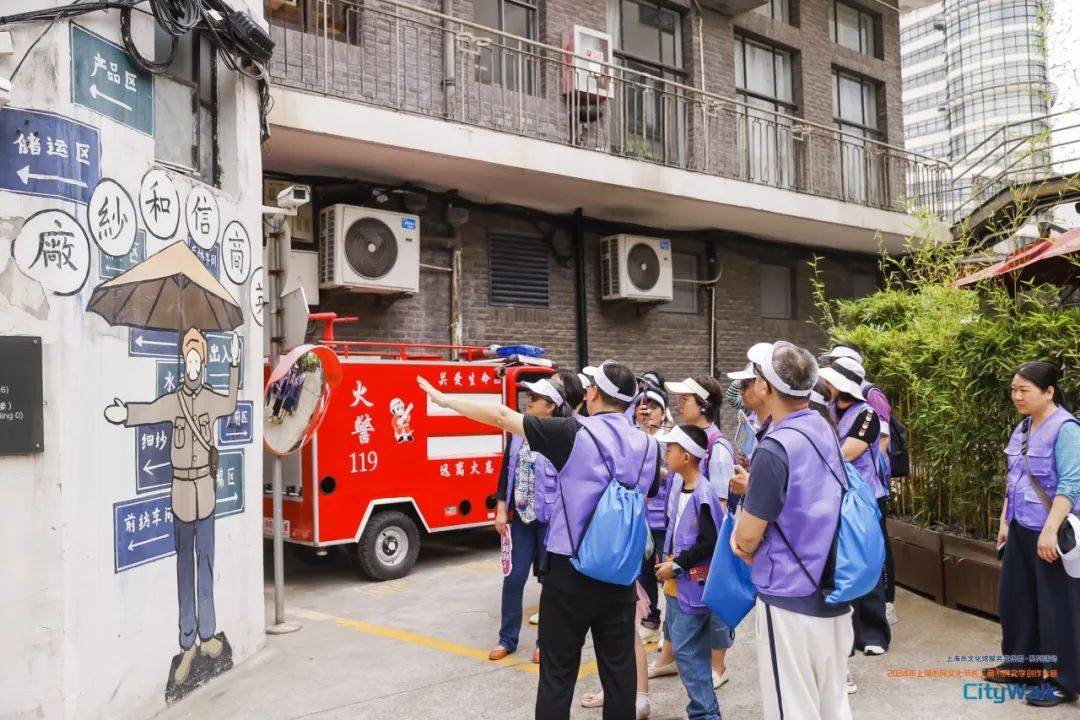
[731,342,853,720]
[418,361,660,720]
[654,424,724,720]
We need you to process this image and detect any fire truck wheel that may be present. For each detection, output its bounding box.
[356,511,420,581]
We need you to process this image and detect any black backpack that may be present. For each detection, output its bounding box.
[864,383,910,478]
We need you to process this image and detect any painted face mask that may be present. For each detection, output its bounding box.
[185,349,203,383]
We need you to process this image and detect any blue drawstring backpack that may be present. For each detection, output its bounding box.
[561,427,652,586]
[702,503,757,628]
[773,427,885,605]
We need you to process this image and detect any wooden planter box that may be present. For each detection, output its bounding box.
[887,519,945,604]
[941,533,1001,618]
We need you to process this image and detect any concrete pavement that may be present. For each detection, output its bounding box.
[154,531,1060,719]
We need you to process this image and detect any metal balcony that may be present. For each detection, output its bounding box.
[266,0,949,218]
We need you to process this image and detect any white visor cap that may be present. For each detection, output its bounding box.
[748,341,816,398]
[664,377,710,402]
[655,425,707,458]
[522,378,564,407]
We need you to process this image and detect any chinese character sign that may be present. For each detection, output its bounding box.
[185,186,220,250]
[221,220,251,285]
[86,178,137,256]
[0,107,100,205]
[71,24,155,136]
[139,168,180,239]
[248,266,266,327]
[12,209,91,296]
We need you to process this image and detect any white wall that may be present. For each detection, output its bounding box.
[1047,0,1080,229]
[0,3,266,719]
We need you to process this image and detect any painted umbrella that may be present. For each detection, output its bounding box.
[87,240,243,332]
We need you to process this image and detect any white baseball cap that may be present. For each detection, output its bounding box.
[820,345,864,365]
[664,377,710,402]
[818,356,866,401]
[655,425,707,458]
[1059,514,1080,579]
[522,378,564,407]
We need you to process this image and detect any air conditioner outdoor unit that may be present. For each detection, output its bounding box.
[319,204,420,294]
[600,234,673,302]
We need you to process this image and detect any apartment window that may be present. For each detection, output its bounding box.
[761,263,793,319]
[660,252,698,314]
[752,0,791,24]
[473,0,538,93]
[489,232,549,307]
[734,35,795,188]
[611,0,686,165]
[833,69,884,204]
[830,1,877,57]
[154,29,217,185]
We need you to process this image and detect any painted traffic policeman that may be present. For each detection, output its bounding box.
[104,327,239,699]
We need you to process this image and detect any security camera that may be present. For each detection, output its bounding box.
[276,185,310,210]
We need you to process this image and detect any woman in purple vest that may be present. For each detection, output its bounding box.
[489,377,565,664]
[732,341,853,720]
[418,361,659,720]
[653,424,724,720]
[985,362,1080,708]
[818,356,890,657]
[651,376,734,687]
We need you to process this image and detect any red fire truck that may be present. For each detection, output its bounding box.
[263,313,555,580]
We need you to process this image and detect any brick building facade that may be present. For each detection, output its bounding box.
[262,0,921,423]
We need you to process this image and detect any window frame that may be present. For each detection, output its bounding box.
[829,0,878,58]
[760,262,795,320]
[659,250,699,315]
[832,69,881,138]
[471,0,540,94]
[154,29,218,186]
[752,0,792,25]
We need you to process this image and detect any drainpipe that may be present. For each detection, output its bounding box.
[573,208,589,369]
[443,0,457,118]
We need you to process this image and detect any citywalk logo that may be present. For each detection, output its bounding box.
[962,682,1033,703]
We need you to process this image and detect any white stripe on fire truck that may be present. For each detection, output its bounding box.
[426,434,503,460]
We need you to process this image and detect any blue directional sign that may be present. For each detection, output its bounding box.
[70,24,154,136]
[215,450,245,518]
[156,359,181,398]
[136,422,172,494]
[0,107,101,205]
[100,229,147,281]
[186,235,220,278]
[206,332,244,391]
[129,327,178,359]
[218,401,254,447]
[114,492,175,572]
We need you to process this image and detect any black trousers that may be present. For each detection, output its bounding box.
[536,565,637,720]
[879,496,896,603]
[999,520,1080,693]
[852,506,891,651]
[638,528,667,626]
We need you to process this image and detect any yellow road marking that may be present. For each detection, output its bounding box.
[293,608,598,678]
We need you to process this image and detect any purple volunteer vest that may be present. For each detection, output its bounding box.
[1004,405,1080,531]
[505,434,558,525]
[701,423,734,498]
[644,435,670,530]
[545,412,657,557]
[752,408,845,598]
[664,473,722,613]
[836,400,884,498]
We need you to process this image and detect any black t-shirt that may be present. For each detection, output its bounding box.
[522,412,660,599]
[839,405,880,445]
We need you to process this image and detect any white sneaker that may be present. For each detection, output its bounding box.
[528,612,539,626]
[864,645,886,656]
[713,669,729,689]
[846,671,858,694]
[647,661,678,679]
[886,602,898,625]
[638,625,660,643]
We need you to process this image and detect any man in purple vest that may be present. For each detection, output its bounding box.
[731,341,853,720]
[418,361,659,720]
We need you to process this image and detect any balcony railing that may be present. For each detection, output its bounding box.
[267,0,950,217]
